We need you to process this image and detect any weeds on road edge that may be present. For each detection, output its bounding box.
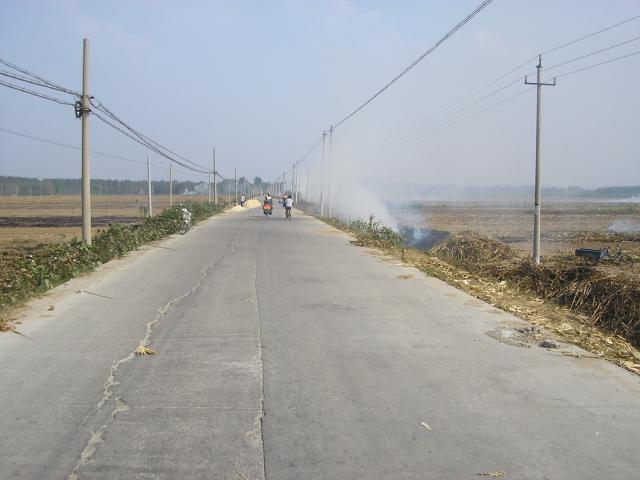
[0,202,225,331]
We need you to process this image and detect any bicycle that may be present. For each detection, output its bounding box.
[179,207,192,234]
[285,207,292,220]
[602,242,633,264]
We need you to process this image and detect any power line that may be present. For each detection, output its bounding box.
[388,14,640,140]
[0,78,75,105]
[391,77,524,143]
[555,48,640,79]
[0,126,212,179]
[404,48,640,144]
[91,110,211,174]
[0,127,141,164]
[391,33,640,144]
[0,69,79,96]
[0,56,212,176]
[332,0,494,130]
[407,87,535,143]
[90,100,211,173]
[544,34,640,71]
[541,14,640,57]
[0,56,81,96]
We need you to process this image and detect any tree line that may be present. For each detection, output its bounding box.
[0,176,255,196]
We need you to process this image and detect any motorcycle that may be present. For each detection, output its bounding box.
[263,202,273,216]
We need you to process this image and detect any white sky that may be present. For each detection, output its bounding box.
[1,0,639,188]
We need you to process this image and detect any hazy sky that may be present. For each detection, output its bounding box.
[1,0,639,188]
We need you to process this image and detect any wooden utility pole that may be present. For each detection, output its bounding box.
[525,55,556,265]
[81,38,92,245]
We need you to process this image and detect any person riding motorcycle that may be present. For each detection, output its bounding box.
[263,193,273,215]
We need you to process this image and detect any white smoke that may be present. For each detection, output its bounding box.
[608,219,640,233]
[331,179,398,230]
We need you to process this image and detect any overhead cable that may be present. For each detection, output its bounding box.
[405,49,640,143]
[555,48,640,79]
[0,78,75,105]
[331,0,494,130]
[90,100,211,173]
[91,111,212,174]
[0,56,81,95]
[391,14,640,137]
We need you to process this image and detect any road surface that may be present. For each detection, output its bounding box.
[1,205,639,479]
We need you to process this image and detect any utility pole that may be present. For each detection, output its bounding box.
[525,54,556,265]
[81,38,92,245]
[320,130,326,216]
[305,169,309,203]
[213,147,217,205]
[328,125,334,218]
[169,163,173,206]
[294,162,299,203]
[208,170,212,203]
[234,167,238,205]
[147,155,153,217]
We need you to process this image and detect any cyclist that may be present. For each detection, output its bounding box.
[285,194,293,219]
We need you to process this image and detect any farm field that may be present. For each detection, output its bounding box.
[397,199,640,257]
[0,194,233,250]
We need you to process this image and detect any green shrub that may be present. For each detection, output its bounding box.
[0,202,225,314]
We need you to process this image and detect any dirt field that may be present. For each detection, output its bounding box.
[0,194,234,250]
[396,199,640,255]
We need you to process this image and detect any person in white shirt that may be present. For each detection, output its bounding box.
[285,195,293,219]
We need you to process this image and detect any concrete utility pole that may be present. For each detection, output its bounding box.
[328,125,334,218]
[305,169,309,203]
[294,162,299,203]
[169,163,173,206]
[147,156,153,217]
[213,147,217,205]
[525,55,556,265]
[208,171,212,203]
[320,131,327,217]
[234,167,238,205]
[81,38,92,245]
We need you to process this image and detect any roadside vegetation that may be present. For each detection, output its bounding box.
[0,202,224,331]
[313,211,640,375]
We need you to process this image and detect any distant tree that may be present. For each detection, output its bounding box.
[253,176,262,187]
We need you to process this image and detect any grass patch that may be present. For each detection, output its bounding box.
[0,202,224,331]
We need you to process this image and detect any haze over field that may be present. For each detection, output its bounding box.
[1,0,639,196]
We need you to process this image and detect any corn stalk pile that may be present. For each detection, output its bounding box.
[432,231,640,348]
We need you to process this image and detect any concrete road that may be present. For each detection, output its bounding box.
[1,205,639,480]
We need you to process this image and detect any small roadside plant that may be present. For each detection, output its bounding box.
[0,202,225,327]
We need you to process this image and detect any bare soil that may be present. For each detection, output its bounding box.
[0,194,222,250]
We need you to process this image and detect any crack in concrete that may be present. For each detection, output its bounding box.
[252,248,268,480]
[67,251,227,480]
